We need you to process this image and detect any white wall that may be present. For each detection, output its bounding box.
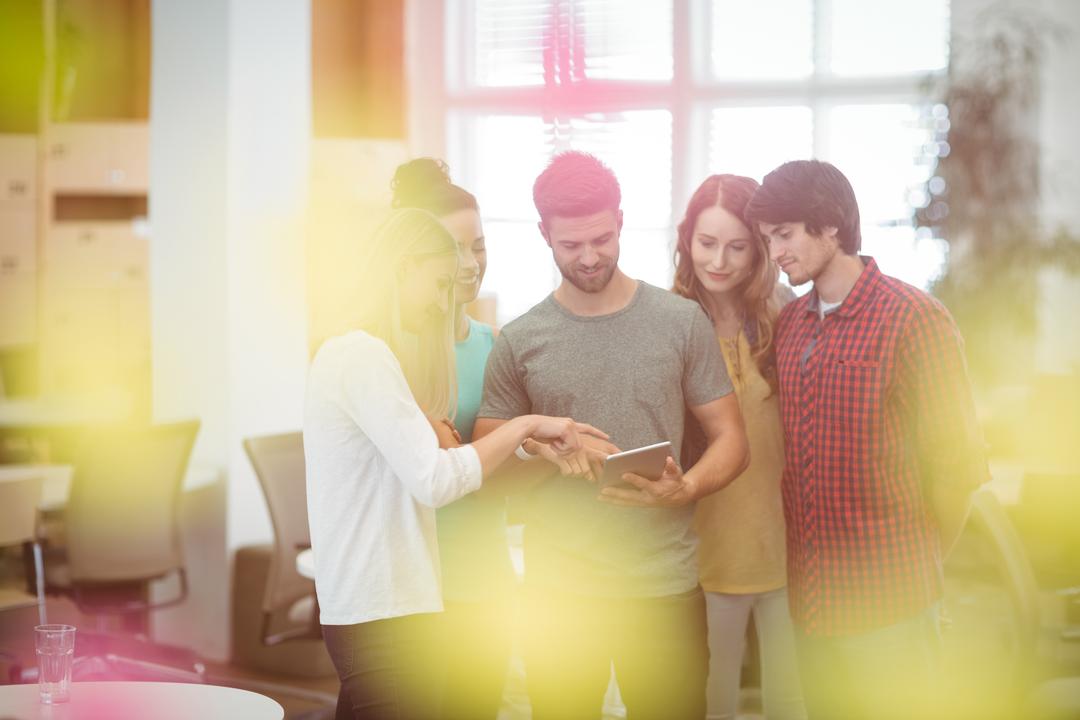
[150,0,230,476]
[149,0,231,661]
[150,0,310,660]
[224,0,311,553]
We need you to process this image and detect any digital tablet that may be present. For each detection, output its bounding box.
[599,441,673,488]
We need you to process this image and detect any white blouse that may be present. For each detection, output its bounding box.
[304,330,482,626]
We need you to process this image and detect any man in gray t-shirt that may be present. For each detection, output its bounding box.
[475,151,748,719]
[481,282,730,597]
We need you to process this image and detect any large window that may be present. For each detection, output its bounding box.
[431,0,951,324]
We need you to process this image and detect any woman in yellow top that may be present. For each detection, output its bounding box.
[673,174,806,720]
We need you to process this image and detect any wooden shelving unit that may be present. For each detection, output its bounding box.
[0,0,150,416]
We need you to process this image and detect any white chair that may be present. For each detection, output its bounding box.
[242,432,320,648]
[0,471,46,625]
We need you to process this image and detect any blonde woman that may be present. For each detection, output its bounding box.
[674,175,806,720]
[304,208,606,720]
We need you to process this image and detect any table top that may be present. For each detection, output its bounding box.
[0,397,134,427]
[0,681,283,720]
[296,548,315,580]
[0,463,220,511]
[0,464,73,510]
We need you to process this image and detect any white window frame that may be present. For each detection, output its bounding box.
[406,0,949,309]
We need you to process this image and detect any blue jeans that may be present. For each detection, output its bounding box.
[794,605,942,720]
[322,614,445,720]
[705,588,806,720]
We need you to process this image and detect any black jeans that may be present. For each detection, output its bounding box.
[522,585,709,720]
[322,613,445,720]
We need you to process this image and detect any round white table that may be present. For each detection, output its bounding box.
[0,681,283,719]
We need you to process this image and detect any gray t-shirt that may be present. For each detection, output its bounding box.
[479,281,733,597]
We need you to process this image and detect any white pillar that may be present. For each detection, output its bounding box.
[150,0,310,660]
[224,0,311,552]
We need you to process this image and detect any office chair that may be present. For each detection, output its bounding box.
[233,431,335,710]
[1015,472,1080,589]
[51,422,198,611]
[38,420,205,682]
[964,490,1080,719]
[242,432,322,649]
[0,471,48,684]
[0,472,46,625]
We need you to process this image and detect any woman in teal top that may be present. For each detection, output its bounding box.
[392,158,515,719]
[442,317,515,604]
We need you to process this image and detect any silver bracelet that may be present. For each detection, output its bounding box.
[515,442,535,461]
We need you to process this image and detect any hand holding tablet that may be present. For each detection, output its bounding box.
[599,441,673,488]
[598,441,696,508]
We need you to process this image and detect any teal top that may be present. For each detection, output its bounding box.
[437,317,515,602]
[450,317,495,445]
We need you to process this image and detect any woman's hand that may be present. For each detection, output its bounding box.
[527,416,609,456]
[524,434,620,482]
[468,415,611,483]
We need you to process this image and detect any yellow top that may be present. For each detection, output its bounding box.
[694,330,788,594]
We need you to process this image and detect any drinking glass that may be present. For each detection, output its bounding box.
[35,624,76,704]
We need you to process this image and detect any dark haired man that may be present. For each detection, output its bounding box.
[746,159,988,719]
[474,151,749,718]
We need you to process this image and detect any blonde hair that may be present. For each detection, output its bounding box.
[354,208,459,419]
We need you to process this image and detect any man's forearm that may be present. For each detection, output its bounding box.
[684,429,749,500]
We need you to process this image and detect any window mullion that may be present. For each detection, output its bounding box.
[671,0,693,232]
[811,0,831,158]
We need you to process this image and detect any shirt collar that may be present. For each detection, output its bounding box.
[804,256,881,319]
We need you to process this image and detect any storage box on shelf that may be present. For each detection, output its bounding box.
[43,221,148,287]
[46,123,149,194]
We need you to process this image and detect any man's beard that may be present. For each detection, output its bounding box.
[557,259,617,294]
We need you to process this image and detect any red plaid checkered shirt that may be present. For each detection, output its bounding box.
[775,257,988,636]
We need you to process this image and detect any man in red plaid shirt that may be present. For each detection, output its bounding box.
[745,160,988,719]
